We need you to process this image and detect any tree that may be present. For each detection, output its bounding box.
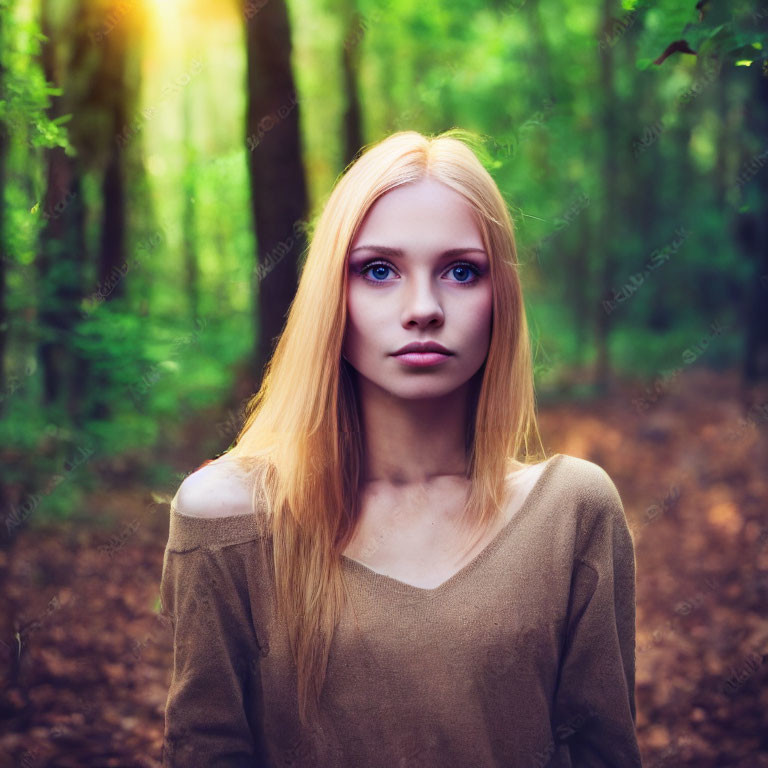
[244,0,309,388]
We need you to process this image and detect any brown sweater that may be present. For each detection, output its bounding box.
[159,452,642,767]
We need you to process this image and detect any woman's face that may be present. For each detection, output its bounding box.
[343,177,493,400]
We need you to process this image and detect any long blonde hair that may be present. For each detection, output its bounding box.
[226,128,545,727]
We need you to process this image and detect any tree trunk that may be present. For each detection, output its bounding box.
[593,0,620,394]
[38,0,88,417]
[340,0,364,167]
[739,66,768,384]
[96,19,129,294]
[244,0,309,388]
[182,82,200,323]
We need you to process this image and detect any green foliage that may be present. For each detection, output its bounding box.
[636,0,768,69]
[1,0,766,526]
[0,1,74,155]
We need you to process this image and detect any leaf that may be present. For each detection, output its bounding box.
[654,39,697,65]
[681,22,724,51]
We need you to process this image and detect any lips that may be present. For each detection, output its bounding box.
[392,341,453,355]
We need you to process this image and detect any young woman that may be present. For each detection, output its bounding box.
[160,129,642,767]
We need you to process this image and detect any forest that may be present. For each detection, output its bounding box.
[1,0,767,765]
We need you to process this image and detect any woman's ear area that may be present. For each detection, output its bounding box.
[340,321,355,366]
[340,214,362,359]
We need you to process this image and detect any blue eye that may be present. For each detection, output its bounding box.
[449,264,479,283]
[358,260,483,286]
[363,263,395,281]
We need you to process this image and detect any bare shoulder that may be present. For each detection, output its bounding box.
[172,456,261,519]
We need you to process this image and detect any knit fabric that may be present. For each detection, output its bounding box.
[160,452,642,767]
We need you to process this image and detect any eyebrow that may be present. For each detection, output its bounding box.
[349,245,487,258]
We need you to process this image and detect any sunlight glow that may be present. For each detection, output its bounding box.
[145,0,189,26]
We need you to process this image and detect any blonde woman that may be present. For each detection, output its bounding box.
[160,129,642,767]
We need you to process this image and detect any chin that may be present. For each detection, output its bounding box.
[379,376,468,400]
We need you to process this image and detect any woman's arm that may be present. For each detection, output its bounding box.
[160,542,264,767]
[159,461,268,768]
[551,466,643,767]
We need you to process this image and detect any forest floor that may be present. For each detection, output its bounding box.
[1,366,767,767]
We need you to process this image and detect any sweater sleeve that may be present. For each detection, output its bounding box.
[551,466,643,767]
[160,540,264,767]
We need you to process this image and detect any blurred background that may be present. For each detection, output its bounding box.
[1,0,767,765]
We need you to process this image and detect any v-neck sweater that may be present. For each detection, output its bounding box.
[159,452,643,767]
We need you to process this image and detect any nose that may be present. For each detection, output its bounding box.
[399,270,445,327]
